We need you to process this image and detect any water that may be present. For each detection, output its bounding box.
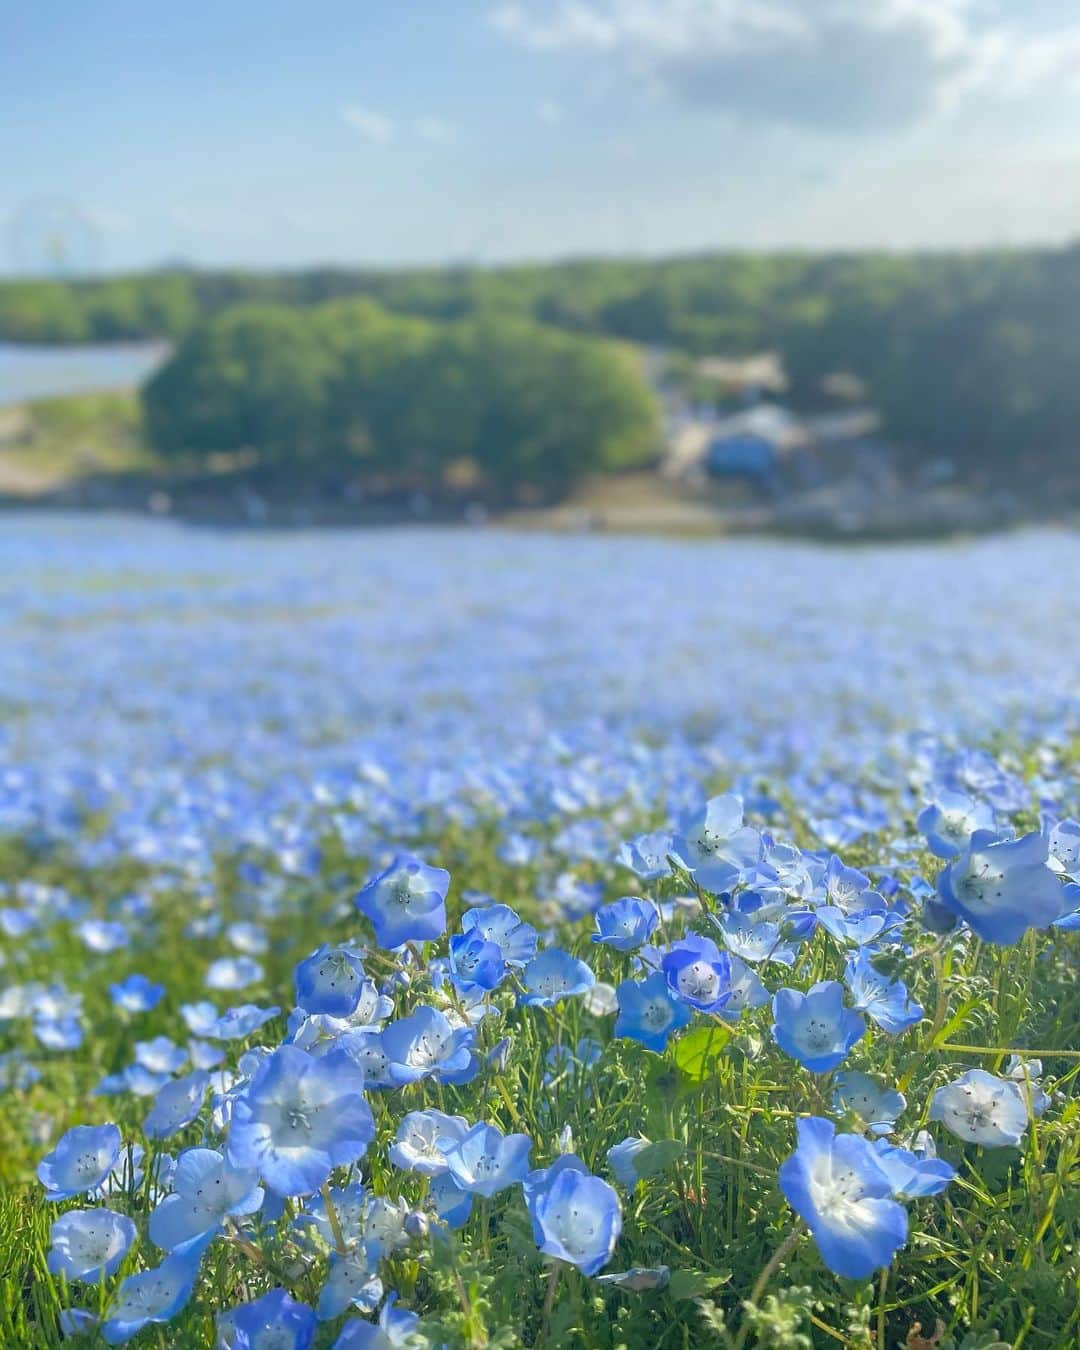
[0,341,169,407]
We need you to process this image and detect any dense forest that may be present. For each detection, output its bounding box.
[5,244,1080,478]
[142,300,659,500]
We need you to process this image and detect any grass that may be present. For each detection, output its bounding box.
[0,392,160,495]
[0,784,1077,1349]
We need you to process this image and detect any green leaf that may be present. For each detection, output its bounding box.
[668,1268,733,1301]
[672,1024,730,1083]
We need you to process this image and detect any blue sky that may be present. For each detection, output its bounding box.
[4,0,1080,273]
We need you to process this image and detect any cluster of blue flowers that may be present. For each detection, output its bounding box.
[27,761,1074,1339]
[3,522,1079,1342]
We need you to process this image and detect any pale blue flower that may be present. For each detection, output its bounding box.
[929,1069,1028,1147]
[524,1155,622,1276]
[779,1116,907,1279]
[771,982,865,1073]
[39,1123,122,1201]
[48,1208,136,1282]
[937,830,1063,945]
[520,949,596,1007]
[102,1250,202,1344]
[149,1147,263,1251]
[833,1071,906,1135]
[227,1046,375,1196]
[443,1121,532,1197]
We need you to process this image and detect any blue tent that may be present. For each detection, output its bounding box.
[706,433,778,480]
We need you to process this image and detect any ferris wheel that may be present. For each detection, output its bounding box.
[7,196,100,276]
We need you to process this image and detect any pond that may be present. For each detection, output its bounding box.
[0,341,169,407]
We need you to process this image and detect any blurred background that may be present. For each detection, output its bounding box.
[3,0,1080,538]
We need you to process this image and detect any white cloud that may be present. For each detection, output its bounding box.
[490,1,1080,133]
[342,104,395,142]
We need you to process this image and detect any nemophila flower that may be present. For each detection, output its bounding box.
[38,1123,122,1201]
[288,983,395,1053]
[119,1063,171,1097]
[460,904,538,966]
[617,829,674,882]
[716,909,797,966]
[551,873,605,920]
[762,841,818,900]
[102,1250,202,1345]
[295,945,369,1017]
[661,934,732,1014]
[816,904,893,948]
[227,1046,375,1196]
[109,974,165,1013]
[206,956,263,991]
[779,1116,908,1279]
[189,1039,225,1070]
[380,1005,477,1086]
[607,1136,650,1191]
[833,1071,906,1135]
[1048,818,1080,879]
[356,853,449,949]
[673,793,763,888]
[929,1068,1028,1147]
[592,897,659,951]
[205,1004,281,1041]
[33,983,84,1050]
[333,1294,419,1350]
[181,1001,220,1036]
[1004,1055,1050,1116]
[144,1069,211,1139]
[443,1121,532,1197]
[614,972,691,1052]
[447,932,505,993]
[843,953,923,1035]
[389,1110,469,1175]
[227,921,270,954]
[823,855,875,909]
[871,1139,956,1198]
[78,919,129,953]
[520,948,596,1007]
[717,954,770,1019]
[524,1155,622,1276]
[149,1148,263,1252]
[217,1288,317,1350]
[426,1168,473,1229]
[335,1030,395,1089]
[318,1248,384,1320]
[772,982,865,1073]
[937,829,1063,945]
[0,905,36,937]
[47,1208,136,1282]
[136,1035,188,1075]
[917,791,996,860]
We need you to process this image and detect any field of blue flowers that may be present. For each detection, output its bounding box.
[1,516,1078,1349]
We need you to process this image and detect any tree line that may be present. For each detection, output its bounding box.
[141,299,659,499]
[5,244,1080,476]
